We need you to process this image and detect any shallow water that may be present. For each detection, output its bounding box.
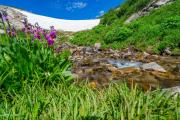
[107,59,142,69]
[62,45,180,90]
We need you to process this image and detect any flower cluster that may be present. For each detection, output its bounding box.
[0,11,57,46]
[22,19,57,46]
[0,10,16,37]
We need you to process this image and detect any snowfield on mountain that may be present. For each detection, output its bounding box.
[13,8,100,32]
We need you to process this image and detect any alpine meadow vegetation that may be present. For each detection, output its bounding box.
[0,0,180,120]
[71,0,180,55]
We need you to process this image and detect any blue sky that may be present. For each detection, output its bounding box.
[0,0,124,20]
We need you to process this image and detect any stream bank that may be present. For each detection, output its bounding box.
[58,43,180,90]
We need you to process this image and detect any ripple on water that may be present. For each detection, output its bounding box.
[107,59,142,69]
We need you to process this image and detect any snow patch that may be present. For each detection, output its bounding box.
[13,8,100,32]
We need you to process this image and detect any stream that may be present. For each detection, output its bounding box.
[58,43,180,90]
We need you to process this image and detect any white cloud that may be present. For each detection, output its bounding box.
[66,2,87,11]
[96,10,105,18]
[99,10,105,16]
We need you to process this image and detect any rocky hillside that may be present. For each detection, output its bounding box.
[0,5,26,29]
[125,0,174,23]
[71,0,180,55]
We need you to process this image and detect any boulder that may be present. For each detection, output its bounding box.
[174,64,180,73]
[143,52,150,58]
[84,47,93,53]
[163,86,180,95]
[88,81,97,89]
[141,62,166,72]
[94,43,101,49]
[164,47,171,55]
[0,5,26,29]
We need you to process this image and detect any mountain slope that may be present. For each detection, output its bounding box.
[0,5,100,32]
[71,0,180,55]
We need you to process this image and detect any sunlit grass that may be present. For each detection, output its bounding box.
[0,83,179,119]
[0,3,180,119]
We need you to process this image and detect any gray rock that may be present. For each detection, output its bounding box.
[0,5,26,29]
[125,0,174,24]
[125,12,141,24]
[163,86,180,95]
[82,47,94,54]
[143,52,150,58]
[141,62,166,72]
[164,47,171,55]
[94,43,101,49]
[155,0,172,6]
[174,64,180,73]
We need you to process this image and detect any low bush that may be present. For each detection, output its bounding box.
[104,26,132,43]
[161,16,180,29]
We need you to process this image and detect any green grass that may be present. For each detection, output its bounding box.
[0,32,73,92]
[0,83,179,120]
[100,0,153,25]
[0,30,179,120]
[71,0,180,54]
[0,1,180,119]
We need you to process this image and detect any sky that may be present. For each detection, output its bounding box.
[0,0,124,20]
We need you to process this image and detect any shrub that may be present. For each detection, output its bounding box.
[172,48,180,56]
[100,9,118,25]
[93,24,106,34]
[161,16,180,29]
[104,26,132,43]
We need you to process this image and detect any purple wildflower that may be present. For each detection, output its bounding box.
[1,11,9,21]
[2,15,8,21]
[11,27,16,37]
[50,26,57,39]
[47,36,55,46]
[34,30,41,40]
[6,28,11,36]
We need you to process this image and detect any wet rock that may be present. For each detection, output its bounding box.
[164,47,171,55]
[135,53,145,61]
[84,68,94,74]
[152,55,159,59]
[122,48,135,58]
[88,81,97,89]
[146,46,154,54]
[107,59,142,69]
[141,62,166,72]
[109,49,114,53]
[108,65,119,74]
[163,86,180,95]
[108,65,140,75]
[118,67,140,75]
[62,42,180,90]
[174,64,180,73]
[143,52,150,58]
[83,47,94,54]
[94,43,101,50]
[150,71,175,79]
